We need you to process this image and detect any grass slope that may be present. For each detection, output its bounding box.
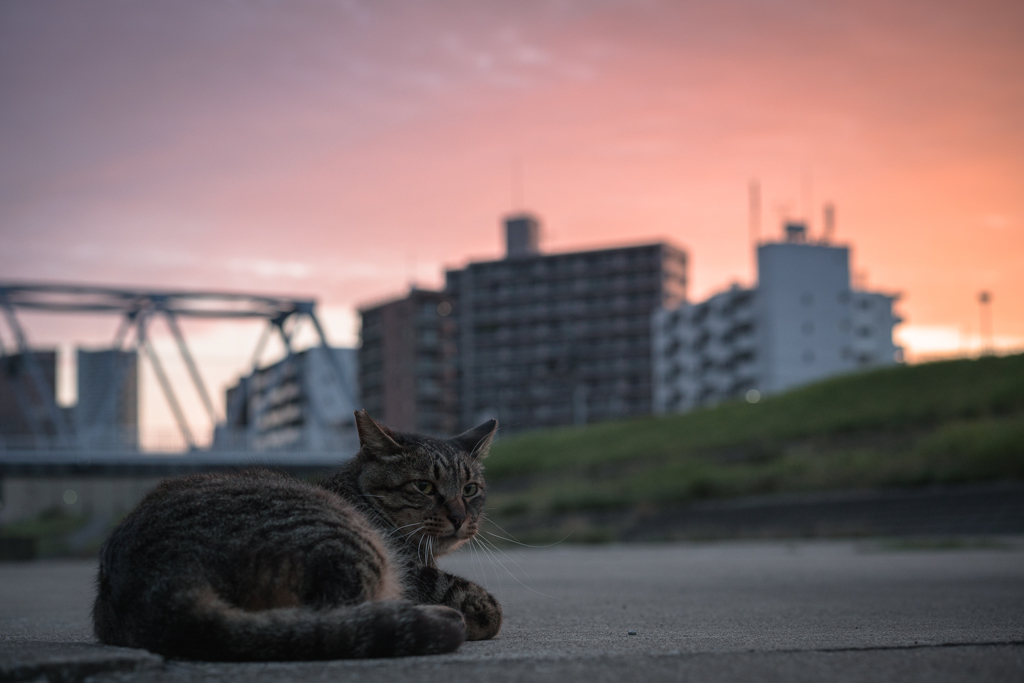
[484,354,1024,517]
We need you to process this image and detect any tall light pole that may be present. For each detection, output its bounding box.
[978,291,993,355]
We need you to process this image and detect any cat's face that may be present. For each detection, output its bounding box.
[353,411,497,559]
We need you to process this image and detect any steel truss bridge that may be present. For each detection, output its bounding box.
[0,282,356,476]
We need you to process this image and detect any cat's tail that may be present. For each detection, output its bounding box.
[96,588,467,661]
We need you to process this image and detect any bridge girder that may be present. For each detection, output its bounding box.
[0,281,353,454]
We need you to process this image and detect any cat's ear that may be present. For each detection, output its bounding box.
[354,410,403,460]
[452,419,498,460]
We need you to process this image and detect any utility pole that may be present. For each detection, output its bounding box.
[978,291,993,355]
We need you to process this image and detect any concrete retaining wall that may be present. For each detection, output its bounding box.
[0,476,166,523]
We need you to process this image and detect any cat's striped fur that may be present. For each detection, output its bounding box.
[93,410,501,660]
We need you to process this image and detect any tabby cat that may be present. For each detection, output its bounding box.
[92,410,502,660]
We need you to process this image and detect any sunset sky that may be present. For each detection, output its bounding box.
[1,0,1022,446]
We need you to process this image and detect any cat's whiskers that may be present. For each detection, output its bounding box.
[472,535,563,602]
[475,533,530,581]
[394,522,425,543]
[481,515,571,548]
[416,532,427,564]
[385,521,421,538]
[481,528,571,549]
[470,538,503,595]
[468,535,487,585]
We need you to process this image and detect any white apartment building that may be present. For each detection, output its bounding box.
[653,224,902,413]
[217,345,360,453]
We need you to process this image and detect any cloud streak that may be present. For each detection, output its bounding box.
[1,0,1021,360]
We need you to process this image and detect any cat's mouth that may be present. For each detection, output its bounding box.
[432,529,473,543]
[411,521,475,545]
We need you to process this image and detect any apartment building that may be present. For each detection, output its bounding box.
[358,288,457,436]
[653,223,901,413]
[446,214,688,431]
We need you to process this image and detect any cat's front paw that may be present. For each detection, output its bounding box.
[460,588,502,640]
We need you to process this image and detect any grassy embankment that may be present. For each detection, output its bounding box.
[3,354,1021,554]
[483,353,1024,524]
[0,508,91,559]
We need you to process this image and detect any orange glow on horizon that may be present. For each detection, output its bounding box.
[1,0,1022,444]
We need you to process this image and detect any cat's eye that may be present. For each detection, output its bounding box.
[413,481,434,495]
[463,483,479,497]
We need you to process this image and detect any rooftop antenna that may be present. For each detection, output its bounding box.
[774,201,793,238]
[749,180,761,282]
[823,203,835,243]
[801,167,813,238]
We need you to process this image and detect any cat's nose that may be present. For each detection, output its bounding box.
[446,509,466,532]
[448,511,466,531]
[445,501,467,532]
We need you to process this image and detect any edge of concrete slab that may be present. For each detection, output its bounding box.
[0,641,163,683]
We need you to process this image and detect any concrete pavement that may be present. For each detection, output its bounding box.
[2,540,1023,681]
